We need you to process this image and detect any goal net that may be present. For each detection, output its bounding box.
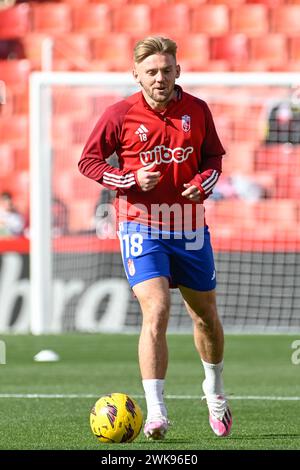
[29,72,300,334]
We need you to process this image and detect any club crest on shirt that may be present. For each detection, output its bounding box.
[181,114,191,132]
[127,258,136,276]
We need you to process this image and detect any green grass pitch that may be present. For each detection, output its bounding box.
[0,333,299,450]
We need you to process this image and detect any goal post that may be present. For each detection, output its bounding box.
[29,71,300,335]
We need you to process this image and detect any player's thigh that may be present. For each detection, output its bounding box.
[179,285,218,321]
[170,227,216,291]
[133,277,171,324]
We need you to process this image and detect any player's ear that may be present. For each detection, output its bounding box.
[133,67,140,84]
[175,64,181,79]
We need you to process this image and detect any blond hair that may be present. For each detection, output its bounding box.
[134,36,177,64]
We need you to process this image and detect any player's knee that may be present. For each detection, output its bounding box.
[192,305,220,331]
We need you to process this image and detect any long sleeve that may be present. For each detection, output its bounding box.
[187,102,225,200]
[78,105,139,191]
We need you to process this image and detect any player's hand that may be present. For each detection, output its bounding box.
[181,183,202,202]
[136,162,161,192]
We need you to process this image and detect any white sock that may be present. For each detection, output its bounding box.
[201,359,224,396]
[142,379,167,420]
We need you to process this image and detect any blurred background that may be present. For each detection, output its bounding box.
[0,0,299,334]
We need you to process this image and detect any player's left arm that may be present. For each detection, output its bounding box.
[182,102,225,202]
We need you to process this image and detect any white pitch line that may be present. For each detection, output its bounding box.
[0,394,299,401]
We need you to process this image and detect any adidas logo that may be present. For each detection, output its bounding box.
[135,124,149,142]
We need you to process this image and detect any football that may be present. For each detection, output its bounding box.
[90,393,143,443]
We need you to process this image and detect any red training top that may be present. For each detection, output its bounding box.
[79,85,225,230]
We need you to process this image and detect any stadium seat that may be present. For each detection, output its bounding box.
[225,142,256,173]
[90,0,128,4]
[0,59,31,87]
[289,37,300,62]
[249,34,288,70]
[230,5,269,37]
[0,3,31,39]
[12,88,29,115]
[208,0,246,5]
[233,115,262,142]
[32,3,72,35]
[271,6,300,35]
[72,116,99,144]
[112,5,151,35]
[0,170,29,207]
[52,116,74,145]
[22,33,49,70]
[13,146,29,172]
[68,199,96,233]
[90,93,123,116]
[0,115,28,145]
[191,5,229,36]
[210,34,248,66]
[254,144,300,174]
[175,34,210,71]
[52,87,92,118]
[72,4,112,35]
[252,200,298,228]
[0,144,14,176]
[151,4,190,36]
[169,0,206,5]
[52,34,91,71]
[90,34,132,71]
[127,0,168,7]
[244,0,283,6]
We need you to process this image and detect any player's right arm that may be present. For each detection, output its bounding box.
[79,104,140,192]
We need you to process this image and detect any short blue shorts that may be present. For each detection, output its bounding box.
[118,222,216,291]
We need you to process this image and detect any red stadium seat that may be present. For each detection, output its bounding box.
[211,34,248,65]
[0,170,29,209]
[252,200,298,228]
[289,37,300,62]
[0,115,28,145]
[52,34,92,70]
[22,33,48,69]
[0,144,14,176]
[0,59,31,87]
[68,199,96,233]
[90,0,128,4]
[225,142,256,173]
[245,0,283,5]
[90,34,132,71]
[13,146,29,172]
[175,34,210,71]
[0,4,31,39]
[230,5,269,37]
[52,87,92,118]
[12,87,29,115]
[127,0,169,7]
[254,144,300,175]
[249,34,288,70]
[169,0,206,5]
[271,6,300,35]
[32,3,72,35]
[72,116,99,144]
[90,93,123,115]
[191,5,229,36]
[208,0,246,5]
[72,4,112,35]
[151,4,190,36]
[112,5,151,35]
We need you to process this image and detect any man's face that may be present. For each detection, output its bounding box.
[133,53,180,109]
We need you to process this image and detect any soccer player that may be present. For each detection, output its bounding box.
[79,36,232,439]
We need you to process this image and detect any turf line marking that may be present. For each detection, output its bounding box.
[0,394,299,401]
